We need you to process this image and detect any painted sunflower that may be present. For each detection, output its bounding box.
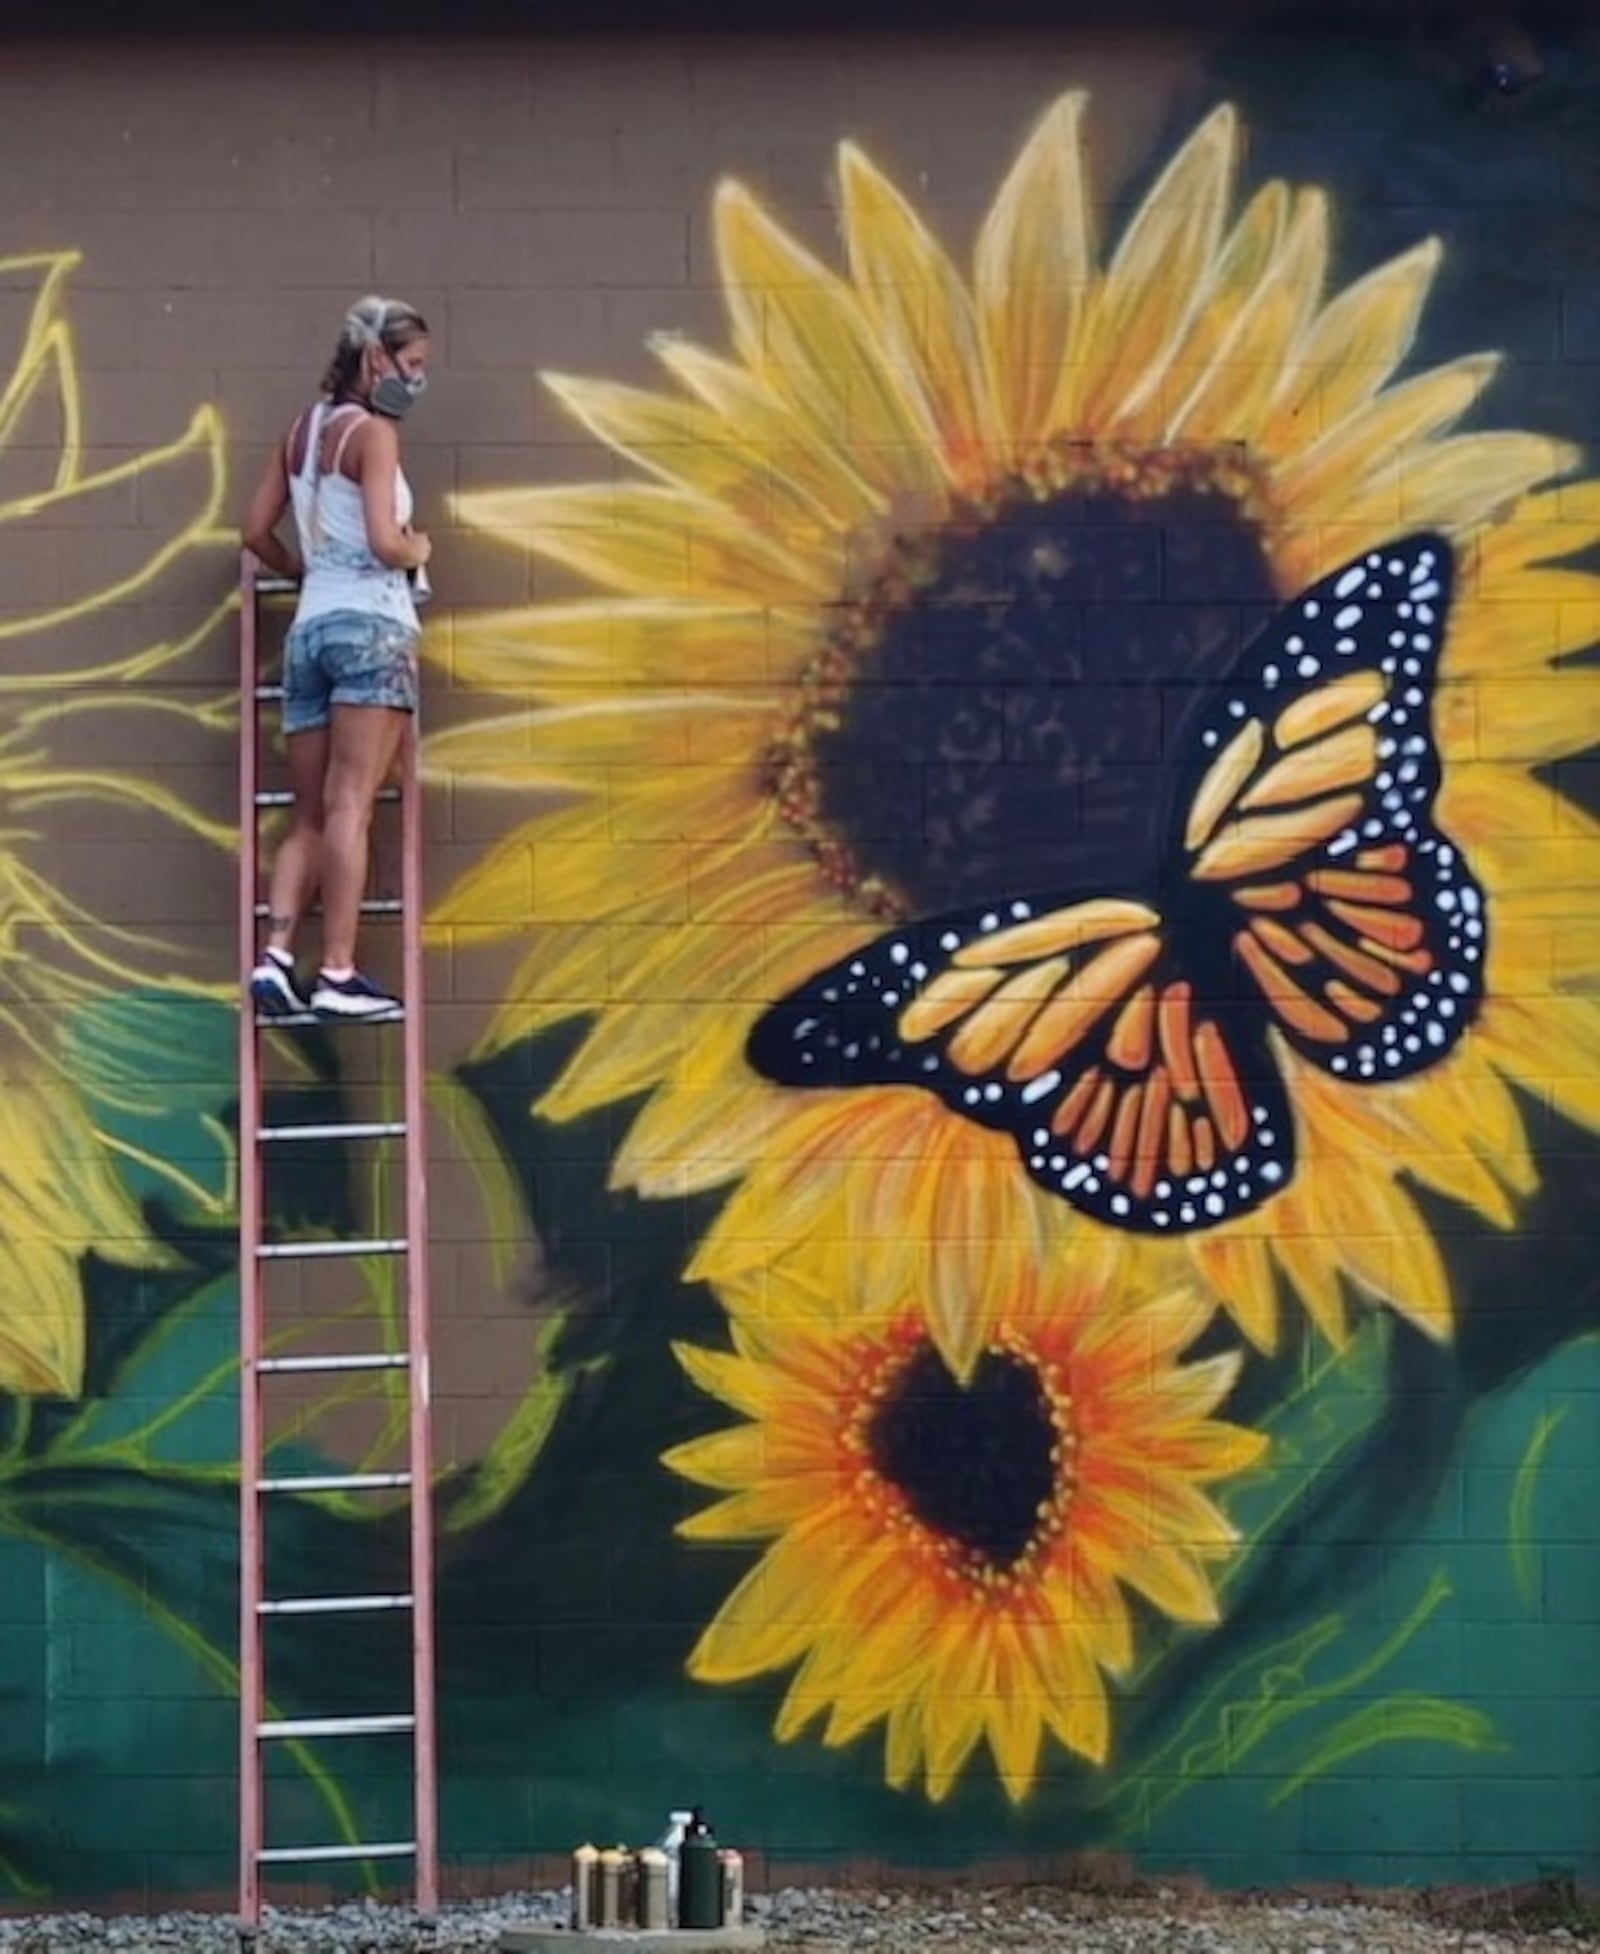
[0,251,233,1396]
[664,1252,1265,1799]
[431,95,1600,1369]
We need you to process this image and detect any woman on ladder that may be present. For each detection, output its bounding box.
[242,293,433,1022]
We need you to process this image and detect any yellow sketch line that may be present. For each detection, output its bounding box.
[1266,1693,1504,1806]
[0,252,83,481]
[1509,1405,1568,1610]
[0,407,225,641]
[0,593,237,694]
[6,769,235,851]
[0,405,221,526]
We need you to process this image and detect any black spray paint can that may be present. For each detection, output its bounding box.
[677,1807,721,1929]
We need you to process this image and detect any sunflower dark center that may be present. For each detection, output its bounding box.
[771,445,1280,916]
[866,1342,1060,1572]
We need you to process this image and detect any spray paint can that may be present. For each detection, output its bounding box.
[718,1846,745,1927]
[570,1843,598,1930]
[637,1846,671,1930]
[657,1807,694,1913]
[596,1846,625,1928]
[678,1807,721,1930]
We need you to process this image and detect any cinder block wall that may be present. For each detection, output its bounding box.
[0,7,1596,1912]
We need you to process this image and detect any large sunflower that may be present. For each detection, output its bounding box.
[431,95,1600,1370]
[665,1253,1265,1800]
[0,251,233,1397]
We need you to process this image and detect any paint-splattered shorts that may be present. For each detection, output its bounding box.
[282,610,420,735]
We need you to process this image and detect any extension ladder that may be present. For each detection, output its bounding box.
[236,551,438,1934]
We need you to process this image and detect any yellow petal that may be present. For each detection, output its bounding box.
[1480,994,1600,1133]
[1030,1607,1114,1762]
[1065,104,1239,434]
[536,998,696,1119]
[650,336,886,527]
[1190,1230,1281,1352]
[973,91,1093,454]
[444,598,816,697]
[985,1648,1045,1804]
[1378,433,1577,539]
[713,179,941,497]
[612,1073,786,1199]
[1445,570,1600,680]
[426,692,777,791]
[1156,179,1289,427]
[883,1696,928,1788]
[543,371,851,545]
[1275,353,1502,517]
[672,1338,777,1422]
[455,481,835,604]
[1452,670,1600,764]
[919,1665,989,1798]
[1092,1540,1220,1626]
[1269,1208,1351,1347]
[1166,189,1330,443]
[686,1508,856,1682]
[1260,236,1441,458]
[839,141,996,481]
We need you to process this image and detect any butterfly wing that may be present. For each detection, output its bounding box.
[746,894,1294,1231]
[1179,532,1486,1081]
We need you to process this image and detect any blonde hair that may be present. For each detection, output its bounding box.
[321,293,430,399]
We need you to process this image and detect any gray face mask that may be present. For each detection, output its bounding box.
[369,358,427,420]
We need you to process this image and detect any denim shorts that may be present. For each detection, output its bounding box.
[282,610,420,735]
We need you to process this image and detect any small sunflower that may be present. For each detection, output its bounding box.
[665,1253,1265,1801]
[431,95,1600,1368]
[0,251,233,1396]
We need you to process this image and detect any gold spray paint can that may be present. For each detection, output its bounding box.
[637,1846,671,1929]
[718,1846,745,1927]
[570,1844,598,1930]
[596,1846,625,1928]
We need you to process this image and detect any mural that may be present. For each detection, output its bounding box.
[433,86,1600,1808]
[0,23,1598,1911]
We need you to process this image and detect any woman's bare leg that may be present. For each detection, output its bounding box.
[320,704,409,972]
[262,727,329,954]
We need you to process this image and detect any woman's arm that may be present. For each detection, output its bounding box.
[355,417,430,571]
[241,430,304,580]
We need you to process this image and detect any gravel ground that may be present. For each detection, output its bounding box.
[0,1884,1592,1953]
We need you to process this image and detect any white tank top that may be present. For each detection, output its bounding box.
[289,401,420,632]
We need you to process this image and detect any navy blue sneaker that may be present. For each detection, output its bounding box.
[309,969,404,1023]
[249,949,308,1019]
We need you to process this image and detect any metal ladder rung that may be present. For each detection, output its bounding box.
[255,683,285,701]
[257,1714,416,1740]
[254,787,401,808]
[258,1842,416,1865]
[258,1119,407,1143]
[254,897,402,918]
[253,1007,406,1029]
[258,1471,412,1494]
[258,1351,410,1375]
[259,1594,414,1616]
[256,1237,408,1260]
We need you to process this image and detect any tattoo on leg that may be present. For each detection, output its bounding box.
[268,913,293,933]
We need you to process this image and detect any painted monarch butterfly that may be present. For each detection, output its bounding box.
[746,533,1486,1234]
